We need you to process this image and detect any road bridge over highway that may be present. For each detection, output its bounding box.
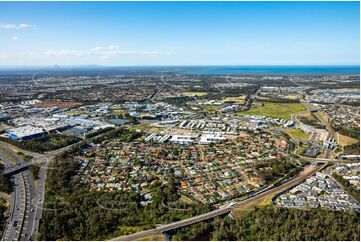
[1,161,34,175]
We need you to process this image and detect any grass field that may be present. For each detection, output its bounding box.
[64,110,86,115]
[180,195,194,204]
[284,95,298,100]
[237,102,305,120]
[222,95,246,104]
[129,124,149,132]
[300,112,317,122]
[0,148,17,164]
[314,111,329,124]
[135,233,164,241]
[130,124,165,133]
[181,92,208,97]
[0,197,7,205]
[231,193,275,219]
[285,128,310,142]
[115,225,154,238]
[112,109,126,116]
[202,105,221,113]
[16,151,33,162]
[337,133,359,146]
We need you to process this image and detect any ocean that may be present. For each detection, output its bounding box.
[183,66,360,75]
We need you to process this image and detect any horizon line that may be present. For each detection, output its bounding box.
[0,64,360,68]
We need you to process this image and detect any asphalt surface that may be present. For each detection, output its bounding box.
[0,127,335,241]
[1,133,106,240]
[112,164,325,241]
[1,147,29,241]
[299,99,336,159]
[29,156,50,239]
[0,146,40,241]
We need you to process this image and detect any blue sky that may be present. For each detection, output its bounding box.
[0,1,359,66]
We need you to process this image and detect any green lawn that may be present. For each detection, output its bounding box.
[237,102,305,120]
[112,109,126,116]
[202,105,221,113]
[0,148,17,164]
[64,110,86,115]
[285,128,310,142]
[222,96,246,104]
[337,133,358,147]
[181,92,208,97]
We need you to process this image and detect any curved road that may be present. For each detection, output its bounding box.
[1,130,115,240]
[1,146,33,241]
[111,163,325,241]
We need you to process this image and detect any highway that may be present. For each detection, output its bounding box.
[0,127,336,241]
[240,86,261,111]
[29,155,51,239]
[6,132,110,240]
[2,161,34,176]
[1,146,35,241]
[0,143,55,241]
[111,163,325,241]
[0,141,42,159]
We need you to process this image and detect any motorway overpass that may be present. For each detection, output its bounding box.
[1,161,34,175]
[0,146,34,241]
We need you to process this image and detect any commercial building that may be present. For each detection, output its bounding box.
[5,125,46,141]
[199,134,225,144]
[169,135,195,144]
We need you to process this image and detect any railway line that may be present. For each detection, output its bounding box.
[299,98,336,159]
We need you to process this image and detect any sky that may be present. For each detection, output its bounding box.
[0,1,360,66]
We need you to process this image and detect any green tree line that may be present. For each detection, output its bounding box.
[332,173,360,202]
[39,128,212,240]
[0,164,12,193]
[173,206,360,241]
[0,134,80,153]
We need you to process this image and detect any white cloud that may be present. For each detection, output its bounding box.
[0,23,34,29]
[44,45,160,59]
[0,45,160,63]
[11,36,18,41]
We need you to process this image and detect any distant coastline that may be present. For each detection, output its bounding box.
[183,66,360,75]
[0,65,359,76]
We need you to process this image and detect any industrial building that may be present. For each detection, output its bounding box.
[5,125,46,141]
[169,135,195,144]
[199,133,225,144]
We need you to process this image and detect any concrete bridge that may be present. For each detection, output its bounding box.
[111,164,325,241]
[1,160,34,175]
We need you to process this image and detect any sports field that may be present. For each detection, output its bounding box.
[237,102,305,120]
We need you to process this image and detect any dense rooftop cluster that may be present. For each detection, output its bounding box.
[276,171,360,211]
[322,104,360,130]
[75,130,290,204]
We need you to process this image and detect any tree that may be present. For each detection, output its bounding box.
[29,164,41,180]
